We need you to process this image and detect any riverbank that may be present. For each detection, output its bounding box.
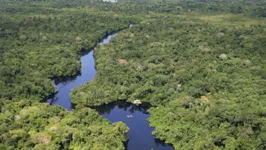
[47,25,174,149]
[70,14,266,149]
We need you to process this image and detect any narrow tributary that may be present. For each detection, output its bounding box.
[47,25,174,150]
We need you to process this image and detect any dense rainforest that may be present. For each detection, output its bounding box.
[1,0,266,149]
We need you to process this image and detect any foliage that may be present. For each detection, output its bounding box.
[1,0,266,149]
[0,3,135,100]
[0,1,134,149]
[71,13,266,149]
[0,98,129,150]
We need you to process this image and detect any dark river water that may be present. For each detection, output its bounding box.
[47,26,174,150]
[96,101,174,150]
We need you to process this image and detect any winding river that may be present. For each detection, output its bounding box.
[47,26,174,150]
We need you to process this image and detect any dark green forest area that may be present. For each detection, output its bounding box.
[1,0,266,149]
[0,8,134,99]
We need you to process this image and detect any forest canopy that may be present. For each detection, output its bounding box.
[1,0,266,149]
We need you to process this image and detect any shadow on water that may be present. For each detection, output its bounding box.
[52,72,81,85]
[95,101,151,115]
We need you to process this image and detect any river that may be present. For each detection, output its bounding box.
[47,25,174,150]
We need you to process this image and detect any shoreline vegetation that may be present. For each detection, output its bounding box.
[47,25,134,103]
[1,0,266,149]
